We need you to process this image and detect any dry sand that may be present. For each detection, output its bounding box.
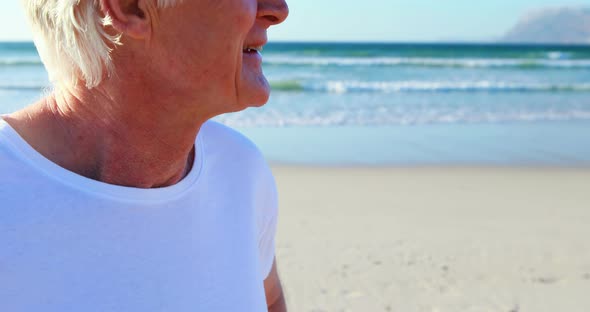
[271,166,590,312]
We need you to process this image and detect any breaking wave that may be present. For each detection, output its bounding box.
[270,80,590,93]
[264,56,590,69]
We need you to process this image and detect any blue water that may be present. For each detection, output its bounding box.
[2,42,590,165]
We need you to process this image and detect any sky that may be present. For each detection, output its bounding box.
[1,0,588,42]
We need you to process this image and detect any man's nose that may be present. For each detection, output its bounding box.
[257,0,289,27]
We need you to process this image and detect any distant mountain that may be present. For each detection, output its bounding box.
[502,7,590,44]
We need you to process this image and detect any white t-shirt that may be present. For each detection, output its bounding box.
[0,118,278,312]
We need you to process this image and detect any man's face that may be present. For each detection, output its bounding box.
[154,0,288,115]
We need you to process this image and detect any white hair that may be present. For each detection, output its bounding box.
[22,0,182,89]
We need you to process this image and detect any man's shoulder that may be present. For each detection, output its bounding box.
[200,120,276,194]
[200,120,267,165]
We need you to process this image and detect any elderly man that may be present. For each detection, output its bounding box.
[0,0,288,311]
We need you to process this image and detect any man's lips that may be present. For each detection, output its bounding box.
[243,40,266,54]
[243,46,264,53]
[242,46,263,65]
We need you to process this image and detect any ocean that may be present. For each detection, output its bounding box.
[1,42,590,165]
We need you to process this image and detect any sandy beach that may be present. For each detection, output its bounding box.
[271,166,590,312]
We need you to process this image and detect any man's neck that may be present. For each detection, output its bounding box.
[5,87,209,189]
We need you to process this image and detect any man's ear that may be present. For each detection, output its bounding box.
[100,0,154,39]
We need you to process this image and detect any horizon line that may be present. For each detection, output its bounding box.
[1,39,589,47]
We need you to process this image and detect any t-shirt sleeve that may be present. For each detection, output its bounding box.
[257,169,279,281]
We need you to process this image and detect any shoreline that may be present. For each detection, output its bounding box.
[270,162,590,170]
[237,122,590,167]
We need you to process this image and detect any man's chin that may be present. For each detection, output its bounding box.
[250,90,270,107]
[229,91,269,113]
[244,93,270,109]
[241,81,271,108]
